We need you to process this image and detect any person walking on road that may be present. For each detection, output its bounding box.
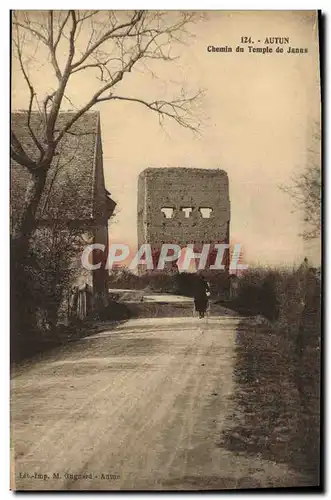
[193,275,210,319]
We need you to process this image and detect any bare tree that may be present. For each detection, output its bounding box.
[281,126,321,240]
[11,10,204,255]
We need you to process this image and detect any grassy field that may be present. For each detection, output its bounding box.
[224,265,321,485]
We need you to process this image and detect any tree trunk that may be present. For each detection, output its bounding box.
[12,168,48,259]
[11,167,49,346]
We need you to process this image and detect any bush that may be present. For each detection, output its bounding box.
[230,264,321,482]
[108,268,231,298]
[109,268,179,294]
[234,269,280,320]
[139,272,178,293]
[11,223,85,359]
[109,268,143,290]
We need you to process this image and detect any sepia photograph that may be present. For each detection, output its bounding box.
[10,9,321,491]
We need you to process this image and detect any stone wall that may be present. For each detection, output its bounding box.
[137,167,230,271]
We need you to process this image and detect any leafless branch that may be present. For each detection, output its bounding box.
[13,17,48,45]
[70,11,144,70]
[12,10,203,168]
[12,27,45,159]
[95,91,204,132]
[280,126,321,240]
[11,131,36,169]
[53,11,71,51]
[47,11,62,81]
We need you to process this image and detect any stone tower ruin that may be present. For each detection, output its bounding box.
[137,167,230,273]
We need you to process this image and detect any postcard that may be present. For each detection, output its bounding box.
[11,10,321,491]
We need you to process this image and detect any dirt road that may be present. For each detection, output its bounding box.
[11,315,305,490]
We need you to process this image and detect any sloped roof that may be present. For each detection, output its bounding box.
[11,110,110,224]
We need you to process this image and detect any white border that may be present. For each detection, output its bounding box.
[3,3,328,499]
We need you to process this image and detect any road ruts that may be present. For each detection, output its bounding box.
[11,315,305,490]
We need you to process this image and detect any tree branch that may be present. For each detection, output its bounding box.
[13,30,45,159]
[12,19,48,45]
[70,11,144,71]
[47,11,62,81]
[53,11,71,51]
[44,11,78,156]
[12,10,203,167]
[11,131,37,169]
[96,93,203,132]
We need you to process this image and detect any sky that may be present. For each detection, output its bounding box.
[12,10,321,267]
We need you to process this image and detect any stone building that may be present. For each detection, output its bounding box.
[11,110,116,322]
[137,167,230,274]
